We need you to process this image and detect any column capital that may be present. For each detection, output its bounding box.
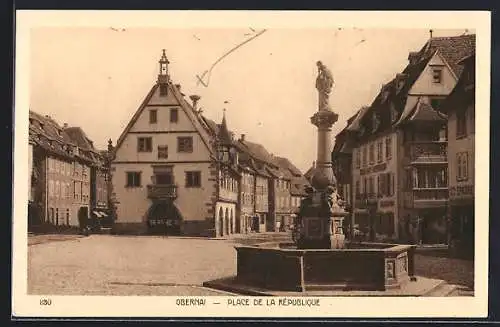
[310,110,338,128]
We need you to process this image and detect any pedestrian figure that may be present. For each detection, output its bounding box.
[78,208,89,236]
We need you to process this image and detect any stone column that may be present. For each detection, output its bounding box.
[310,110,338,188]
[296,61,348,250]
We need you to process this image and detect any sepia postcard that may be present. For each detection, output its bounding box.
[13,10,491,319]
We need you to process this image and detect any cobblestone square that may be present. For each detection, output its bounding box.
[28,234,474,296]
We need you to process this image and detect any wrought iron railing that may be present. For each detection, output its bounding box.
[147,184,178,199]
[408,141,447,162]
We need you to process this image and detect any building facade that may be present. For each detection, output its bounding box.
[111,51,219,236]
[28,111,109,232]
[339,34,475,243]
[442,53,475,256]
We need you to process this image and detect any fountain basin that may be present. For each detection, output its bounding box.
[234,242,416,292]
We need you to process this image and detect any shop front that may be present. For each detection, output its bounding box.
[449,197,474,258]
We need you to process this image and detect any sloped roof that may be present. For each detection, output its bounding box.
[64,127,95,151]
[29,110,105,166]
[422,34,476,78]
[29,111,74,145]
[273,156,303,177]
[238,139,277,168]
[350,34,475,139]
[407,100,447,122]
[441,53,475,114]
[345,106,370,133]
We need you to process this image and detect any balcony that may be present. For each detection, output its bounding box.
[408,142,447,164]
[147,184,177,200]
[354,193,378,209]
[409,188,448,209]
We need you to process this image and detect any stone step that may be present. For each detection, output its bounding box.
[424,282,458,297]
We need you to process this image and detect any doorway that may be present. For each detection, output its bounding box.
[147,200,183,235]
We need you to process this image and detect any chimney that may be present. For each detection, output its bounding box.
[45,115,51,119]
[189,95,201,110]
[312,160,316,168]
[63,123,68,129]
[408,51,419,65]
[429,29,433,39]
[395,73,407,90]
[240,134,246,141]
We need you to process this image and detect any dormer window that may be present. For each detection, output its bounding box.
[395,73,407,92]
[432,67,443,83]
[390,103,399,124]
[372,112,381,132]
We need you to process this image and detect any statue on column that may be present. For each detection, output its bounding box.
[315,61,334,111]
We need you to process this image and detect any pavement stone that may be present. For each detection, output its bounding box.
[27,234,474,296]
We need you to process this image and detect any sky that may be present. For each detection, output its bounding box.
[30,27,467,172]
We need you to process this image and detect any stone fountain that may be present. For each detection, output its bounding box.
[203,61,458,296]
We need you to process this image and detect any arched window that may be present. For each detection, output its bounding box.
[225,208,230,235]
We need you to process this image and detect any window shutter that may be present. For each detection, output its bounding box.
[391,173,395,196]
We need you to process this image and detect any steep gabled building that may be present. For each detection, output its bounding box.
[235,137,275,232]
[344,33,475,243]
[111,50,242,237]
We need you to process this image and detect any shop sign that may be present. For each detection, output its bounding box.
[360,162,387,176]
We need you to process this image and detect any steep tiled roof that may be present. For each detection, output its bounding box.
[29,110,105,166]
[29,111,74,145]
[407,100,447,123]
[238,140,278,168]
[345,106,370,133]
[29,111,75,160]
[349,34,475,140]
[273,156,303,177]
[441,53,475,114]
[422,34,476,78]
[64,127,95,151]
